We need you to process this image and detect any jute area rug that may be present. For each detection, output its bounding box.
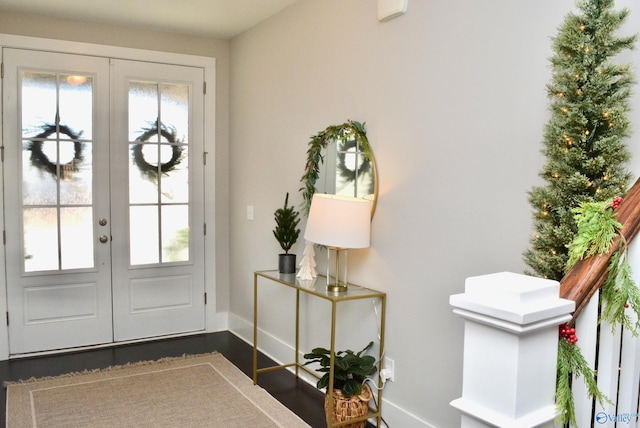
[5,352,310,427]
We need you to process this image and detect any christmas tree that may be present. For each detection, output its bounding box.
[297,241,318,281]
[273,193,300,254]
[524,0,636,280]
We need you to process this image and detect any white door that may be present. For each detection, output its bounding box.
[110,59,205,341]
[3,49,205,354]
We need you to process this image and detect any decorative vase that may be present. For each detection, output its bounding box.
[278,254,296,274]
[324,384,373,428]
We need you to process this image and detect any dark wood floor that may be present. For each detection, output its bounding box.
[0,331,330,427]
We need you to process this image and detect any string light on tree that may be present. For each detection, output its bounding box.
[524,0,635,292]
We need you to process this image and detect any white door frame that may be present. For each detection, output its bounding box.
[0,34,219,360]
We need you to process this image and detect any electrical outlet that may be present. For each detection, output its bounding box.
[381,357,394,382]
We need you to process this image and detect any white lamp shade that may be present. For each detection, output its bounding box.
[304,194,371,249]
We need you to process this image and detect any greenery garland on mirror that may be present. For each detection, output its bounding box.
[299,120,371,215]
[556,196,640,425]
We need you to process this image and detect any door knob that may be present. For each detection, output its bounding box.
[99,218,108,226]
[99,234,109,243]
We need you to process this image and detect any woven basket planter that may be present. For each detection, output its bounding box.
[324,384,373,428]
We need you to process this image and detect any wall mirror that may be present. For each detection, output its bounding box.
[300,121,378,217]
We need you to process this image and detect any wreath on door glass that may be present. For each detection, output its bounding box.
[28,124,84,178]
[131,119,184,178]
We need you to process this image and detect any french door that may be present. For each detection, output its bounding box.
[3,48,205,355]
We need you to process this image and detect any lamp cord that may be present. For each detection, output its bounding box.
[371,298,385,366]
[362,378,391,428]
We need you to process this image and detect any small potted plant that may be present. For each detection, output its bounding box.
[303,341,377,428]
[273,192,300,273]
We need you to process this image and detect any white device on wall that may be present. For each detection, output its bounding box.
[378,0,408,22]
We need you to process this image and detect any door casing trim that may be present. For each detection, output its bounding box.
[0,33,219,360]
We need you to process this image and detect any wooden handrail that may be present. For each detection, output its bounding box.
[560,176,640,322]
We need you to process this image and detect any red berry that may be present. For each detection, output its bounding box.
[612,197,624,209]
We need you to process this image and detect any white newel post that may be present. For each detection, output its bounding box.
[449,272,575,428]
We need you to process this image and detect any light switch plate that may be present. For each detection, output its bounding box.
[378,0,408,22]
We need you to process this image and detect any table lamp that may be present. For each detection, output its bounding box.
[303,194,371,293]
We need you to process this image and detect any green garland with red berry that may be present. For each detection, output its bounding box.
[556,196,640,425]
[556,323,607,425]
[567,196,640,333]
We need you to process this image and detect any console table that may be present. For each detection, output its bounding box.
[252,269,386,428]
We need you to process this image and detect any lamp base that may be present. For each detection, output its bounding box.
[327,283,348,294]
[325,247,349,294]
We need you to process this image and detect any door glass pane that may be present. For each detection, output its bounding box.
[128,80,190,266]
[59,75,93,140]
[60,143,92,205]
[161,147,189,204]
[162,205,189,262]
[21,72,57,138]
[128,82,158,142]
[20,70,95,272]
[161,84,189,144]
[61,207,94,269]
[130,205,159,265]
[129,143,160,204]
[22,140,57,205]
[23,208,59,272]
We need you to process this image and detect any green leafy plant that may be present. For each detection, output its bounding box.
[303,341,377,397]
[273,193,300,254]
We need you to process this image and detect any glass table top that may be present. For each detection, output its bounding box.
[255,270,385,301]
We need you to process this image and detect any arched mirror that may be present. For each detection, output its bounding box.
[300,121,378,217]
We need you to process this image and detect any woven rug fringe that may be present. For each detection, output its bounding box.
[3,351,220,388]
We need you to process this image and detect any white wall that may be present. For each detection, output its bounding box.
[229,1,640,427]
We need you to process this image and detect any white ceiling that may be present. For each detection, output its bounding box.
[0,0,299,39]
